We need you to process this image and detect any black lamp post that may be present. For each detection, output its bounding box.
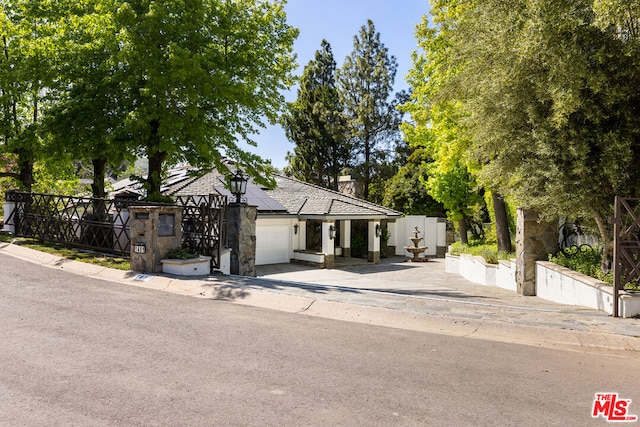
[229,170,248,204]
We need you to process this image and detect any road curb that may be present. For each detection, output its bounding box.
[2,242,639,357]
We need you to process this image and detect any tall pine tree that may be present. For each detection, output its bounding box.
[337,20,399,201]
[282,40,349,189]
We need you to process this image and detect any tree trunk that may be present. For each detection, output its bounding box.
[17,152,33,192]
[458,217,468,244]
[594,210,613,273]
[91,158,107,199]
[363,135,370,201]
[145,119,167,198]
[492,192,512,252]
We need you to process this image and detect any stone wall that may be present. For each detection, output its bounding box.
[515,208,557,295]
[129,206,183,273]
[228,204,257,277]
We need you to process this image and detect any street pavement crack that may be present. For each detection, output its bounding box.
[299,299,317,313]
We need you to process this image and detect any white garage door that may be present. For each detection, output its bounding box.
[256,224,290,265]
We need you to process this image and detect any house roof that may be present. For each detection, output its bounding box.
[267,175,402,219]
[113,165,402,219]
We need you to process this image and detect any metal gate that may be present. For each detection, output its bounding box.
[175,194,227,271]
[612,196,640,317]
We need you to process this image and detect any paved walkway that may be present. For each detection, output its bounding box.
[2,243,639,356]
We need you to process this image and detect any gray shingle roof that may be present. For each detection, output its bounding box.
[114,166,402,218]
[267,175,402,218]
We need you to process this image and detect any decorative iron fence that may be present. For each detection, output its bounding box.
[4,191,228,270]
[6,191,131,255]
[175,194,227,270]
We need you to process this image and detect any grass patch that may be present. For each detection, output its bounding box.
[6,237,130,271]
[449,240,515,264]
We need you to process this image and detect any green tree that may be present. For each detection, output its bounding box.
[53,0,297,199]
[282,40,349,190]
[402,10,487,245]
[337,20,401,201]
[0,0,62,191]
[43,0,132,199]
[382,147,445,216]
[454,0,640,245]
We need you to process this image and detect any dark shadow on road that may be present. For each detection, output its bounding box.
[199,274,494,302]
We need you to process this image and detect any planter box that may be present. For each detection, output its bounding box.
[161,256,211,276]
[446,252,640,317]
[536,261,640,318]
[445,253,460,274]
[447,253,497,286]
[497,259,517,291]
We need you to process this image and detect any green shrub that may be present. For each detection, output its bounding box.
[449,240,514,264]
[165,247,198,259]
[142,194,175,204]
[548,247,612,284]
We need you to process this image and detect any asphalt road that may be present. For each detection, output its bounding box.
[1,253,638,426]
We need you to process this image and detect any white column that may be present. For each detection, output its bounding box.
[299,220,307,251]
[368,220,381,263]
[368,220,381,252]
[322,221,336,256]
[340,219,351,255]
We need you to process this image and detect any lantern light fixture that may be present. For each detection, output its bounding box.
[229,169,248,204]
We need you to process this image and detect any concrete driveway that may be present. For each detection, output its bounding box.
[256,256,567,310]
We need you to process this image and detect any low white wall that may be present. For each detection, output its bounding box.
[161,256,211,276]
[536,261,640,317]
[292,251,325,264]
[445,253,460,274]
[446,253,640,318]
[446,253,500,286]
[497,259,517,292]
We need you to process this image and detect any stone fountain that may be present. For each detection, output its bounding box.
[404,226,428,262]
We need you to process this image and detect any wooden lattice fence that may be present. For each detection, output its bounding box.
[612,196,640,317]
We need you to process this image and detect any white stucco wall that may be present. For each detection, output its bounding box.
[394,216,446,257]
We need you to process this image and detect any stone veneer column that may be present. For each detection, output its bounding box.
[228,204,257,277]
[516,208,557,296]
[129,205,182,273]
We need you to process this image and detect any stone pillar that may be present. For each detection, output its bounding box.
[340,219,351,258]
[516,208,557,296]
[368,220,381,264]
[228,204,257,277]
[129,205,182,273]
[322,221,336,268]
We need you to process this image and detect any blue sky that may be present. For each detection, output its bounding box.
[248,0,430,170]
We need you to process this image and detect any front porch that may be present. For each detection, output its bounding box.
[293,218,385,268]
